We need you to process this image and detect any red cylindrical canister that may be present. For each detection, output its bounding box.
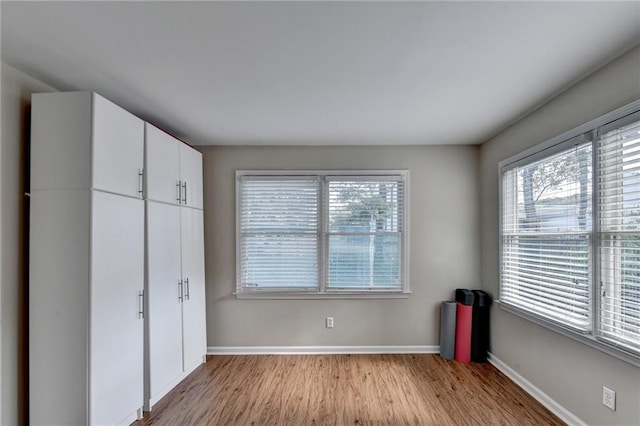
[454,289,474,363]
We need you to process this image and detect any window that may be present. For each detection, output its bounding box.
[237,171,408,297]
[500,101,640,362]
[239,176,319,290]
[502,139,593,331]
[597,116,640,352]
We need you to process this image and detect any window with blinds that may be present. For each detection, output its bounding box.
[501,141,592,331]
[597,113,640,354]
[239,176,320,290]
[325,176,404,290]
[500,102,640,361]
[237,171,408,296]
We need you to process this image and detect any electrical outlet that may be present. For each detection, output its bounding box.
[602,386,616,411]
[326,317,334,328]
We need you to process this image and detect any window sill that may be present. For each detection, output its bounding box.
[234,291,411,300]
[497,301,640,368]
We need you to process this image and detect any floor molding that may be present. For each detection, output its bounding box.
[208,345,439,355]
[488,352,586,426]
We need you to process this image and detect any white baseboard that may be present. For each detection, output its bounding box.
[488,353,586,426]
[208,345,439,355]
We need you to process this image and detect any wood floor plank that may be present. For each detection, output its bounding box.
[135,354,564,426]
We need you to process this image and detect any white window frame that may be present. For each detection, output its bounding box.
[499,99,640,367]
[501,136,593,332]
[236,170,410,299]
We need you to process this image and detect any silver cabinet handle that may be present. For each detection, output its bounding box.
[176,181,182,204]
[138,290,144,319]
[182,182,187,205]
[178,279,184,302]
[185,277,190,301]
[138,169,144,198]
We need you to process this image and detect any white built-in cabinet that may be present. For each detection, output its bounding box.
[30,92,145,425]
[145,123,203,209]
[144,124,207,410]
[29,92,207,424]
[30,92,144,197]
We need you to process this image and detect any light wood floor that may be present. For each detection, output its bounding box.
[136,354,564,425]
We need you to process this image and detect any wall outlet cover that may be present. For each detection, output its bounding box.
[602,385,616,411]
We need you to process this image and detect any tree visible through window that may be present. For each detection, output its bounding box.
[502,140,592,330]
[237,171,407,296]
[500,105,640,359]
[326,178,402,289]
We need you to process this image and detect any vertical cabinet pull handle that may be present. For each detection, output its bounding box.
[138,169,144,198]
[185,277,190,301]
[178,279,184,302]
[182,182,187,205]
[138,290,144,319]
[176,181,182,204]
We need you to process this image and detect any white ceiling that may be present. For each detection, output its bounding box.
[2,1,639,146]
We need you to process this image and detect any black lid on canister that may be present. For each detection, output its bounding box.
[455,289,474,306]
[472,290,491,307]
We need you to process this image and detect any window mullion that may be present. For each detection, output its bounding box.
[592,130,599,337]
[318,176,326,293]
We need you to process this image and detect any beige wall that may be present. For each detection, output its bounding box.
[479,45,640,425]
[199,145,480,347]
[1,63,55,425]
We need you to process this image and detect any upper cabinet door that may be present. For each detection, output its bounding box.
[92,94,144,198]
[179,144,203,209]
[145,124,181,205]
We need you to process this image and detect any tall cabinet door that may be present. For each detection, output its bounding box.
[180,208,207,370]
[90,191,144,425]
[147,201,184,400]
[179,144,203,209]
[92,94,144,198]
[145,124,181,205]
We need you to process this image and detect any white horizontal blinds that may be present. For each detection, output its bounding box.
[239,176,319,290]
[501,141,592,330]
[325,175,404,289]
[597,114,640,353]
